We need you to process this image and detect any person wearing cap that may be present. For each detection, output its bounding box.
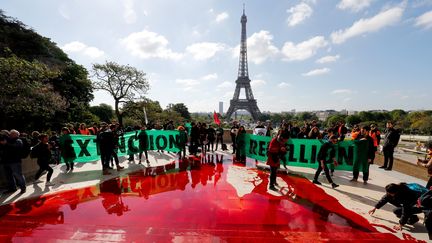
[312,135,339,189]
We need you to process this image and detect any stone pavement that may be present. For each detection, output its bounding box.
[0,149,429,242]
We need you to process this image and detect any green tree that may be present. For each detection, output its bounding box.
[325,114,347,127]
[0,55,67,130]
[89,104,114,122]
[295,112,318,122]
[92,61,150,126]
[345,115,362,126]
[167,103,191,120]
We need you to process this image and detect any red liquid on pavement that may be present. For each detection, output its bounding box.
[0,155,405,242]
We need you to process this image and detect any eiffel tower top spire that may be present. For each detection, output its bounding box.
[238,4,249,78]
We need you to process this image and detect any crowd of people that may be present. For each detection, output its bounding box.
[2,118,432,238]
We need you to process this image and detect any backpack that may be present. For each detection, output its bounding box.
[407,183,428,197]
[20,137,32,159]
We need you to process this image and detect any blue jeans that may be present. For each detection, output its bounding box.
[3,163,26,190]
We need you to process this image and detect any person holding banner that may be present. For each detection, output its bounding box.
[177,126,188,159]
[351,126,374,184]
[312,135,339,189]
[59,127,76,172]
[235,126,247,163]
[138,125,150,164]
[266,131,290,191]
[230,121,239,154]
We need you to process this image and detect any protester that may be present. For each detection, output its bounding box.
[417,143,432,189]
[230,121,239,154]
[235,126,246,163]
[337,121,348,141]
[380,121,400,171]
[369,183,425,231]
[215,124,224,151]
[31,134,54,186]
[2,129,27,194]
[351,126,374,184]
[207,124,216,152]
[266,131,289,190]
[177,126,188,159]
[369,123,381,164]
[78,123,90,135]
[97,123,114,175]
[59,127,76,172]
[110,124,124,171]
[312,135,339,189]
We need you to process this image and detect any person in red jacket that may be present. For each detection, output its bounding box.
[266,131,290,191]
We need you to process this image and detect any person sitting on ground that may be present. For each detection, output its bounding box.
[369,183,425,231]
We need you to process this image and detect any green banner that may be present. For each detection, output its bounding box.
[62,130,181,163]
[62,131,369,172]
[245,134,369,172]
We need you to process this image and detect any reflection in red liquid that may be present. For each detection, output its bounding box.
[0,154,410,242]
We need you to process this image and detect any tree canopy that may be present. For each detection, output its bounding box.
[92,61,150,126]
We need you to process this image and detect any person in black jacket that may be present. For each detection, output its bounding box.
[379,121,400,171]
[351,125,375,184]
[32,134,54,186]
[369,183,423,231]
[312,135,339,189]
[97,123,114,175]
[3,130,27,194]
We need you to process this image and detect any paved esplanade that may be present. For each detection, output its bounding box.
[0,149,428,241]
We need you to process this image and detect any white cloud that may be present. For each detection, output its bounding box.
[121,30,182,60]
[124,0,137,24]
[331,89,352,94]
[58,5,70,20]
[223,91,234,98]
[62,41,105,59]
[281,36,328,61]
[251,79,267,87]
[217,81,233,89]
[216,12,229,22]
[278,82,292,88]
[331,6,404,44]
[201,73,218,80]
[186,42,225,60]
[337,0,374,12]
[175,79,200,87]
[414,11,432,29]
[232,31,279,64]
[302,68,330,76]
[316,55,340,64]
[287,3,313,26]
[247,31,279,64]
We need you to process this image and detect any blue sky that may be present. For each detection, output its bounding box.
[2,0,432,112]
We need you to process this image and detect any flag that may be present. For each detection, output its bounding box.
[143,107,148,125]
[213,111,221,125]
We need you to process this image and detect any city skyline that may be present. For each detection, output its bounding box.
[1,0,432,112]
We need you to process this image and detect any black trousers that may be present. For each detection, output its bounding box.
[427,177,432,190]
[393,206,422,223]
[231,135,236,153]
[314,162,333,184]
[35,161,53,182]
[269,166,278,187]
[383,146,394,169]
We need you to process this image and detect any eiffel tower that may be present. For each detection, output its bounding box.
[225,6,261,121]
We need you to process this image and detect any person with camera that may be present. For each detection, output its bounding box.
[266,131,290,191]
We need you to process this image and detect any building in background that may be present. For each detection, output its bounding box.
[219,101,223,115]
